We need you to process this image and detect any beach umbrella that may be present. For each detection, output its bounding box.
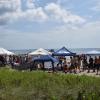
[53,46,76,56]
[29,48,52,55]
[0,48,14,55]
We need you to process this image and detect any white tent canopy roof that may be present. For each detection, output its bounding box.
[85,50,100,55]
[0,48,14,55]
[29,48,52,55]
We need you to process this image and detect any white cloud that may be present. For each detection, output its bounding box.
[45,3,86,24]
[23,7,48,21]
[0,0,48,24]
[0,0,21,12]
[0,0,22,24]
[0,0,86,25]
[12,0,21,11]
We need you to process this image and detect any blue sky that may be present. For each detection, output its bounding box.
[0,0,100,49]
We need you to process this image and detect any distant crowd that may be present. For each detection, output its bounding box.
[0,54,100,75]
[0,55,29,66]
[57,55,100,75]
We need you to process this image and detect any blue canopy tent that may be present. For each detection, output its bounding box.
[32,55,58,71]
[33,55,58,63]
[53,47,76,56]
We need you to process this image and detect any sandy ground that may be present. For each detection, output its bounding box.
[47,69,100,77]
[58,70,100,77]
[5,66,100,77]
[77,70,100,77]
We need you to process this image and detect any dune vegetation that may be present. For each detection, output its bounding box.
[0,67,100,100]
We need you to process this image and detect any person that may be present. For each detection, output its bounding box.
[63,64,68,73]
[82,56,88,72]
[75,56,81,73]
[70,56,76,73]
[88,56,94,73]
[67,61,71,72]
[96,56,100,75]
[70,57,73,73]
[0,55,6,66]
[93,56,97,73]
[62,58,67,73]
[73,56,77,73]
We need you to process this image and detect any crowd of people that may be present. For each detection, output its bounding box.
[0,55,30,66]
[56,55,100,75]
[0,54,100,75]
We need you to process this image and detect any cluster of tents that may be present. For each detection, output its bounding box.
[1,47,100,65]
[28,47,76,70]
[28,47,100,68]
[28,47,76,63]
[1,47,100,56]
[1,47,100,57]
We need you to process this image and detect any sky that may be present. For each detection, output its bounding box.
[0,0,100,49]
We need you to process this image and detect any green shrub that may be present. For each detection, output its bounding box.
[0,68,100,100]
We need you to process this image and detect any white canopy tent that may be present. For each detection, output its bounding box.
[29,48,52,56]
[85,50,100,55]
[0,48,14,55]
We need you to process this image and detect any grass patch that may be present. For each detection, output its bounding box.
[0,67,100,100]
